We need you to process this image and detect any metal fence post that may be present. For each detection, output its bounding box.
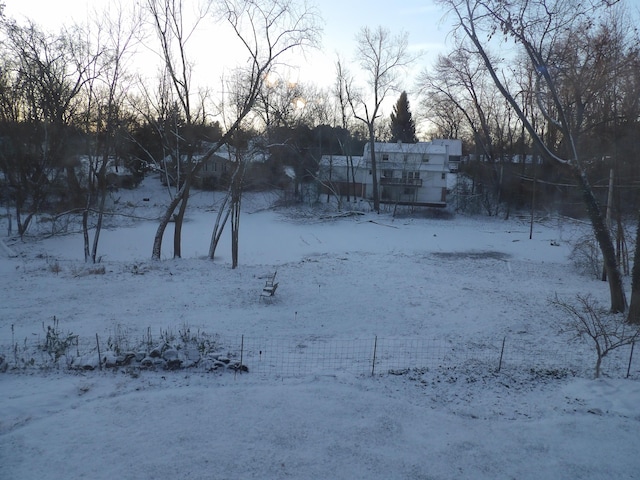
[497,336,506,372]
[371,336,378,376]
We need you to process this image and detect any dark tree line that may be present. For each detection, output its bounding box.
[421,2,640,220]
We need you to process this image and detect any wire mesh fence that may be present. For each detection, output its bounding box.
[1,328,638,379]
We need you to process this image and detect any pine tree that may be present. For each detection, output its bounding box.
[390,91,418,143]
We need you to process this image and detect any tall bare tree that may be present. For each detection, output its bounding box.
[145,0,213,259]
[149,0,319,260]
[348,26,416,212]
[74,4,140,263]
[436,0,628,313]
[334,57,357,201]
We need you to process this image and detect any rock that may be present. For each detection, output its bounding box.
[228,362,249,373]
[165,358,182,370]
[140,357,154,367]
[184,347,201,363]
[162,349,179,361]
[102,352,118,368]
[117,352,136,366]
[149,346,163,358]
[72,354,100,370]
[215,355,231,364]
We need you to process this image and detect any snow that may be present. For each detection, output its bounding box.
[1,178,639,479]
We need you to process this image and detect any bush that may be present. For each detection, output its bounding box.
[569,234,602,278]
[552,294,640,378]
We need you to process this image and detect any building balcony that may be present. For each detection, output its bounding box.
[380,177,423,187]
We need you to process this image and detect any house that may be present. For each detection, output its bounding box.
[161,142,273,190]
[319,139,462,207]
[160,146,235,190]
[195,150,234,190]
[317,154,368,199]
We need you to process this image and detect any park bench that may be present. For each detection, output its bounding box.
[260,271,278,301]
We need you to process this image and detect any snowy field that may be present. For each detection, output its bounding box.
[1,179,639,479]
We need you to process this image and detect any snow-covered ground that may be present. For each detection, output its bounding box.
[1,179,639,479]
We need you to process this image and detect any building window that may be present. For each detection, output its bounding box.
[441,172,446,180]
[422,155,429,162]
[382,154,389,162]
[403,154,408,163]
[383,169,393,178]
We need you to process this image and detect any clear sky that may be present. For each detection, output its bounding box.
[4,0,453,88]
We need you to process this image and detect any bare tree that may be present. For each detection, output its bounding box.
[208,71,252,265]
[153,0,319,263]
[348,26,416,213]
[145,0,213,259]
[0,19,93,234]
[436,0,627,313]
[553,294,639,378]
[334,57,359,202]
[75,4,140,263]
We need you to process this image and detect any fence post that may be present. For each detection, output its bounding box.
[371,336,378,376]
[96,333,102,371]
[627,341,635,379]
[497,336,506,372]
[235,334,244,379]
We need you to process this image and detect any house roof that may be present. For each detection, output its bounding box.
[162,142,269,165]
[364,142,447,157]
[318,155,366,168]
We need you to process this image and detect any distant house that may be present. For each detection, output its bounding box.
[162,143,271,190]
[160,146,235,190]
[195,150,234,190]
[75,155,139,190]
[317,154,368,199]
[319,139,462,207]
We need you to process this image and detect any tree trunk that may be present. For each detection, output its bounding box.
[91,188,108,263]
[369,133,380,212]
[65,165,83,207]
[82,197,91,262]
[208,189,232,260]
[152,188,185,260]
[627,213,640,324]
[576,169,627,313]
[231,192,241,269]
[173,180,192,259]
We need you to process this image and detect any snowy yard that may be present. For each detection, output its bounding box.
[1,180,639,479]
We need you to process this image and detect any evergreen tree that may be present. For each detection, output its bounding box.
[390,91,418,143]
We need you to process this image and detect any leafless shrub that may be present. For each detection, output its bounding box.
[72,265,106,276]
[569,234,602,278]
[41,316,78,363]
[552,294,640,378]
[48,261,62,275]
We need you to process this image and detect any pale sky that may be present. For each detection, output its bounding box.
[3,0,454,118]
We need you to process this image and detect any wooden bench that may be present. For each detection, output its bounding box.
[260,271,278,301]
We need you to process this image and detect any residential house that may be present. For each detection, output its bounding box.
[317,154,368,199]
[160,145,235,190]
[319,139,462,207]
[195,150,234,190]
